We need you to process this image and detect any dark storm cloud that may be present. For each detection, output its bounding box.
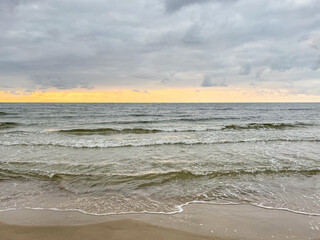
[0,0,319,94]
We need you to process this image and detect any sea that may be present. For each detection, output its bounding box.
[0,103,319,216]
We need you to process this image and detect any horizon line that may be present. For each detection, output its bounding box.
[1,101,319,104]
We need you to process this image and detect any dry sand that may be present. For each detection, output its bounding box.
[0,204,319,240]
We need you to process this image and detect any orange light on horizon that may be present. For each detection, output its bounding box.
[0,88,319,103]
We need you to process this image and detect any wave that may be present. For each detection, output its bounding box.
[55,122,314,135]
[56,127,226,135]
[222,123,311,130]
[134,168,320,186]
[129,169,320,189]
[54,127,224,135]
[286,108,315,111]
[215,108,234,111]
[180,117,240,122]
[1,138,319,149]
[129,114,164,117]
[98,117,240,125]
[0,122,20,129]
[1,167,319,187]
[0,112,18,116]
[58,128,163,135]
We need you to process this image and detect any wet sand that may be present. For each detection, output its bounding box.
[0,204,319,240]
[0,219,217,240]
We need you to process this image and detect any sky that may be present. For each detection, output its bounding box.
[0,0,320,102]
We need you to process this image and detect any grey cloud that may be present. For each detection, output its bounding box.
[306,33,320,51]
[132,89,149,93]
[201,76,228,87]
[29,74,91,90]
[183,25,203,45]
[161,73,175,84]
[239,63,251,75]
[311,55,320,70]
[288,80,320,96]
[0,0,37,22]
[0,0,319,94]
[255,68,266,81]
[164,0,237,13]
[164,0,211,13]
[9,91,21,96]
[0,0,24,13]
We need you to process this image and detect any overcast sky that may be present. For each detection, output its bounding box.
[0,0,319,96]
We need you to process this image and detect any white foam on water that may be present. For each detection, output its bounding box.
[0,201,317,218]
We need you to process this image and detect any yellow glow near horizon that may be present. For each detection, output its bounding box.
[0,88,320,102]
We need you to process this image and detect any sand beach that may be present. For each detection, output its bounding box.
[1,204,319,240]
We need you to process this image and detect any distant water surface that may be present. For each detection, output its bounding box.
[0,103,319,215]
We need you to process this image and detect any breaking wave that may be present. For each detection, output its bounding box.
[222,123,311,130]
[58,128,163,135]
[1,167,319,187]
[0,122,20,129]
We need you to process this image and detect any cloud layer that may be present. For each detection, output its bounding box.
[0,0,319,95]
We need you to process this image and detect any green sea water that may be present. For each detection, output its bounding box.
[0,103,319,215]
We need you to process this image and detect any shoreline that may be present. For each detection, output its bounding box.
[1,201,320,217]
[0,204,319,240]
